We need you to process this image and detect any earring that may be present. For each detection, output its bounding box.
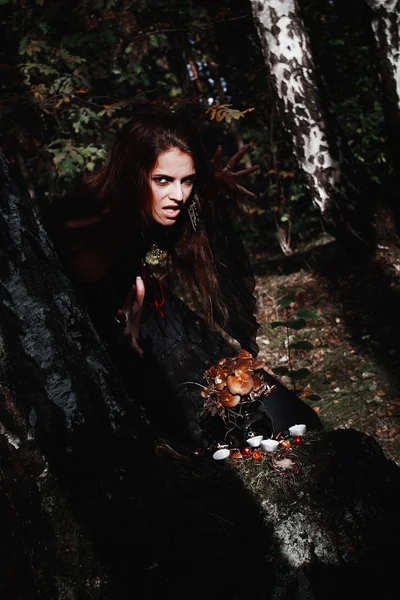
[188,198,200,232]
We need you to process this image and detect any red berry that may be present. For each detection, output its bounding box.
[242,446,252,456]
[292,436,302,445]
[252,450,262,460]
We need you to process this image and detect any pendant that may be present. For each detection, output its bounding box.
[152,244,163,261]
[145,244,164,266]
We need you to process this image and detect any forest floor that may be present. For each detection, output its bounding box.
[250,236,400,464]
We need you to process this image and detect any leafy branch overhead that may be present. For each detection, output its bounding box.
[205,103,254,124]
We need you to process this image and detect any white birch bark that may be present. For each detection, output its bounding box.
[364,0,400,175]
[249,0,344,219]
[365,0,400,104]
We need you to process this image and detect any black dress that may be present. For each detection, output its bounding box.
[79,245,323,449]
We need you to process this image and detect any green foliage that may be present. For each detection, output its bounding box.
[270,288,320,391]
[0,0,392,255]
[1,0,309,237]
[46,141,107,181]
[1,0,205,199]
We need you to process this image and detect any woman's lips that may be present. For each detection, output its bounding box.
[163,206,181,219]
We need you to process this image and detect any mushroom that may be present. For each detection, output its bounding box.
[219,389,241,408]
[214,368,228,390]
[252,374,264,391]
[232,358,253,372]
[238,349,253,360]
[251,358,265,370]
[227,370,254,396]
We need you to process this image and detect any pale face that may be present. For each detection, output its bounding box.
[148,148,196,226]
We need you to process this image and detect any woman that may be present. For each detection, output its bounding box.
[47,104,322,448]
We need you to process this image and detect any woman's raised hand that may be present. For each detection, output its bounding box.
[212,144,260,199]
[116,276,145,357]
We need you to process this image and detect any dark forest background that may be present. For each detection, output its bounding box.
[2,3,400,598]
[1,0,397,256]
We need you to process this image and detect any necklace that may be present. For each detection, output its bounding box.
[145,243,166,266]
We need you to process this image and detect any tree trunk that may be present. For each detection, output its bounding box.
[0,153,151,598]
[364,0,400,177]
[2,152,400,598]
[249,0,376,250]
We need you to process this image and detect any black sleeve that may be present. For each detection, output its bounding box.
[207,202,259,356]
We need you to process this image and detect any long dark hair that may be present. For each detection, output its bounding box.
[54,104,228,326]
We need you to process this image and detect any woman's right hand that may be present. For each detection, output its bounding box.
[116,276,145,357]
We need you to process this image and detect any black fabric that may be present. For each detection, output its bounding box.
[79,256,323,448]
[208,202,260,356]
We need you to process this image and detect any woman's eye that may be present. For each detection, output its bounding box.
[153,177,168,184]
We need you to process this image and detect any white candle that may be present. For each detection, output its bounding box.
[246,435,263,448]
[288,424,307,437]
[261,439,279,452]
[212,448,230,460]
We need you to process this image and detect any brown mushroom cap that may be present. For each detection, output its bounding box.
[200,387,213,398]
[252,374,264,391]
[232,358,253,372]
[227,371,254,396]
[238,349,253,360]
[251,359,265,370]
[219,389,241,408]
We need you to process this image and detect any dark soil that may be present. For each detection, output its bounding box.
[250,236,400,464]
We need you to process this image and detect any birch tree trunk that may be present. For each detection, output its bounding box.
[249,0,375,250]
[364,0,400,177]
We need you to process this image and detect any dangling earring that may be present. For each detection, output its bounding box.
[187,197,200,232]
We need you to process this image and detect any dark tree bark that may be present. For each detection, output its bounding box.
[2,151,400,599]
[0,152,151,598]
